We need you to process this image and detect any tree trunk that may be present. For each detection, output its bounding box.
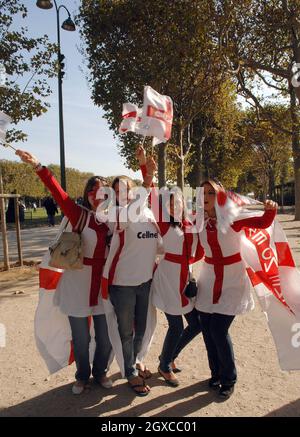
[195,135,206,187]
[268,166,275,199]
[176,126,184,189]
[157,143,166,188]
[290,86,300,219]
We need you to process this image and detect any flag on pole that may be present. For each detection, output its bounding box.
[0,110,11,142]
[140,85,173,144]
[118,86,173,145]
[119,103,141,134]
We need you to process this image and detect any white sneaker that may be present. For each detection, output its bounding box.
[72,380,86,395]
[98,375,113,389]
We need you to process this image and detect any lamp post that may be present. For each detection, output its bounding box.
[36,0,75,191]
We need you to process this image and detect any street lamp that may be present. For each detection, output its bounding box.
[36,0,76,191]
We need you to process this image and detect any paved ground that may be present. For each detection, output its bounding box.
[1,213,300,266]
[0,225,58,265]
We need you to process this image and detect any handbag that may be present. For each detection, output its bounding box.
[183,229,198,299]
[48,209,88,270]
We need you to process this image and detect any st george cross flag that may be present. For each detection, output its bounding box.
[215,191,241,234]
[215,191,263,234]
[239,212,300,370]
[34,219,112,374]
[119,103,143,135]
[0,110,11,142]
[227,191,262,207]
[118,87,173,145]
[140,86,173,145]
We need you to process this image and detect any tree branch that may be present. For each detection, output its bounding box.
[240,59,289,78]
[236,71,292,135]
[255,70,288,92]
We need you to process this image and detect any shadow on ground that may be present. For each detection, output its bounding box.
[0,373,216,417]
[264,398,300,417]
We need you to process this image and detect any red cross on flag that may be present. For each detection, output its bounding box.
[119,103,141,134]
[140,86,173,145]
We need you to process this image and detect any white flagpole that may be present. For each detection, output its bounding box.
[0,141,17,151]
[151,137,155,156]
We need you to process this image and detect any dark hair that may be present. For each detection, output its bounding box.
[201,178,225,192]
[82,175,108,210]
[111,175,135,191]
[164,191,185,227]
[111,176,135,206]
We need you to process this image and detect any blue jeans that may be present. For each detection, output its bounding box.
[68,314,112,382]
[159,308,202,372]
[109,280,151,379]
[199,311,237,386]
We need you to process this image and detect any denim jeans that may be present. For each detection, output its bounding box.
[68,314,112,382]
[109,279,151,379]
[199,311,237,386]
[159,308,202,373]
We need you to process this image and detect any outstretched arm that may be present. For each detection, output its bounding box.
[15,149,81,227]
[136,145,169,234]
[231,200,277,232]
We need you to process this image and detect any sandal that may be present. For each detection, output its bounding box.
[171,361,182,373]
[128,377,150,397]
[158,367,179,387]
[136,365,152,379]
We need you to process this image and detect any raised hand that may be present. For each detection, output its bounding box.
[145,155,157,177]
[135,145,146,165]
[143,156,157,188]
[15,150,39,168]
[264,200,278,211]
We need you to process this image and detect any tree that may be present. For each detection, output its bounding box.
[1,160,95,199]
[77,0,227,188]
[216,0,300,218]
[187,79,245,189]
[238,105,293,199]
[0,0,56,143]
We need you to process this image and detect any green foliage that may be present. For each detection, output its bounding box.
[77,0,227,185]
[236,104,293,198]
[0,0,57,142]
[1,160,94,198]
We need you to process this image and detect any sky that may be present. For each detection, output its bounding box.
[1,0,139,179]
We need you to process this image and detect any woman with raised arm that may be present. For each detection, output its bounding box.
[136,146,203,388]
[195,179,277,399]
[101,155,162,396]
[16,149,113,395]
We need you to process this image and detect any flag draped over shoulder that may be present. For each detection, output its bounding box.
[239,211,300,370]
[35,219,97,374]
